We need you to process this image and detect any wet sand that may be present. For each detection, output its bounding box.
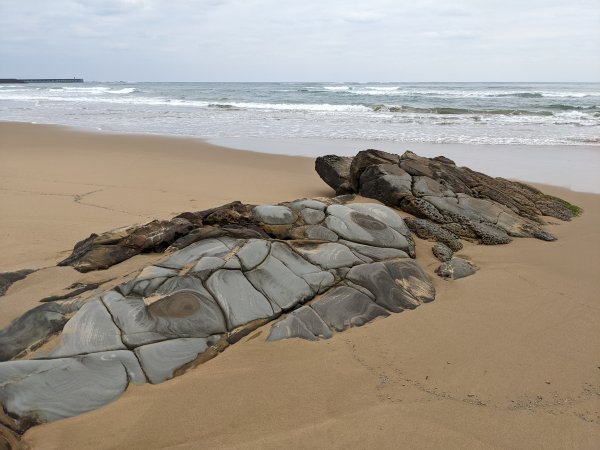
[1,123,598,449]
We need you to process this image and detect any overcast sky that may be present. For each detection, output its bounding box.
[1,0,599,82]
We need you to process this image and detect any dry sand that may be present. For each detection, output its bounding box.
[1,123,599,449]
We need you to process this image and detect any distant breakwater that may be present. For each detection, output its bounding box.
[0,78,83,84]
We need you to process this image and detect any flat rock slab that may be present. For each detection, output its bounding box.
[0,350,144,429]
[311,286,390,332]
[135,336,221,384]
[267,305,333,341]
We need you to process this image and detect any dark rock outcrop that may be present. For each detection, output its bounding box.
[315,155,353,195]
[316,150,578,246]
[0,270,35,297]
[432,243,453,262]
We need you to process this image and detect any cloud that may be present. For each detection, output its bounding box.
[0,0,598,81]
[341,11,385,24]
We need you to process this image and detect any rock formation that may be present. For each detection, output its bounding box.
[0,270,34,297]
[316,150,576,247]
[0,197,434,436]
[1,151,580,445]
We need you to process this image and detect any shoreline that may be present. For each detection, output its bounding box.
[1,122,599,449]
[3,120,600,193]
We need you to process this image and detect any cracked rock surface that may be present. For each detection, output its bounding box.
[316,150,574,246]
[0,197,434,433]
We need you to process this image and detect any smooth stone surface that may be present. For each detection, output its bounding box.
[300,208,326,225]
[252,205,295,225]
[189,256,226,280]
[134,336,221,384]
[48,299,126,358]
[325,204,411,251]
[436,257,478,280]
[311,286,390,332]
[358,163,413,206]
[289,199,327,211]
[104,280,228,347]
[314,154,353,194]
[304,225,339,241]
[270,242,321,276]
[346,203,411,236]
[0,350,144,427]
[206,269,275,329]
[135,266,178,282]
[0,301,81,361]
[236,239,270,271]
[158,238,231,269]
[291,242,363,270]
[245,255,314,310]
[267,305,332,341]
[340,240,409,261]
[345,260,434,313]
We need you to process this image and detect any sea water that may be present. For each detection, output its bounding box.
[1,82,598,147]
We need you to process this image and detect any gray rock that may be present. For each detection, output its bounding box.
[301,208,326,225]
[158,238,231,269]
[468,221,512,245]
[304,225,339,241]
[346,260,434,313]
[349,149,401,192]
[47,298,126,358]
[432,242,453,262]
[134,336,221,384]
[339,240,409,261]
[311,286,389,332]
[206,269,275,329]
[325,204,411,251]
[289,199,327,211]
[405,217,463,251]
[358,164,412,206]
[315,149,572,246]
[245,256,314,310]
[1,196,442,429]
[346,203,410,236]
[236,239,270,271]
[290,241,363,270]
[315,155,353,194]
[189,256,226,280]
[0,350,144,428]
[252,205,295,225]
[436,257,477,280]
[267,306,332,341]
[0,269,35,296]
[104,280,228,347]
[0,300,82,362]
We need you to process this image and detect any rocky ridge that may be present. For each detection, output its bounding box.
[316,149,576,247]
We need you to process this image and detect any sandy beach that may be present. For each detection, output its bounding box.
[1,122,599,449]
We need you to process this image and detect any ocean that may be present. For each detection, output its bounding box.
[1,82,598,147]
